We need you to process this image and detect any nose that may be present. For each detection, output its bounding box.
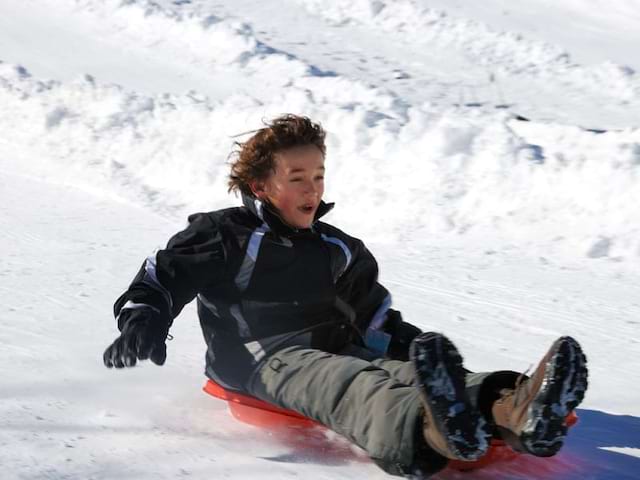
[303,179,319,196]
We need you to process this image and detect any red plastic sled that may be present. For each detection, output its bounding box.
[203,379,578,471]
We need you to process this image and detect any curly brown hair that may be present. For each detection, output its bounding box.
[228,114,326,196]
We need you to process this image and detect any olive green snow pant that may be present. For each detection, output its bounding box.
[246,344,519,477]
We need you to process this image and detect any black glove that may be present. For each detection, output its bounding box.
[103,309,169,368]
[384,309,422,361]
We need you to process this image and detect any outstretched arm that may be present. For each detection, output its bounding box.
[104,213,226,368]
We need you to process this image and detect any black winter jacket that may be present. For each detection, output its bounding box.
[113,194,403,391]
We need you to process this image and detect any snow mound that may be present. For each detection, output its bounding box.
[1,3,640,479]
[1,61,639,261]
[52,0,318,77]
[295,0,640,102]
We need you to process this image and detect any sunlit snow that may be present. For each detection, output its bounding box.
[1,0,639,479]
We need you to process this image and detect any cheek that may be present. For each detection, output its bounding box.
[268,185,295,210]
[279,192,299,212]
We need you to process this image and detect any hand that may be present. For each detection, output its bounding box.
[103,310,169,368]
[384,310,422,361]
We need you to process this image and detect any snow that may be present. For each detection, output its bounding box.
[1,0,639,478]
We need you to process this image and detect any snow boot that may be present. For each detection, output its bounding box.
[491,336,588,457]
[410,332,491,461]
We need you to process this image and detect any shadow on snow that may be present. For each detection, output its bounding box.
[258,409,640,479]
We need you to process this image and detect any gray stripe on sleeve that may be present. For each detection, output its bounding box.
[369,294,392,330]
[120,300,161,314]
[197,294,220,317]
[115,300,161,324]
[230,303,252,338]
[244,340,266,363]
[142,252,174,310]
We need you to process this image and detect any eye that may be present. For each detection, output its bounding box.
[290,178,302,182]
[315,175,324,181]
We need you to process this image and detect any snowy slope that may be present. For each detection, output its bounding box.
[1,0,639,479]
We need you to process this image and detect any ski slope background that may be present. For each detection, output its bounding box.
[1,0,639,479]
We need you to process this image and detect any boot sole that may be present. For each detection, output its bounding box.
[520,336,589,456]
[410,333,490,461]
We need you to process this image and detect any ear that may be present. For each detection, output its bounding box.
[249,180,266,199]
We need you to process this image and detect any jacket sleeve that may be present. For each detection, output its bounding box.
[113,213,227,331]
[335,239,391,334]
[335,238,422,359]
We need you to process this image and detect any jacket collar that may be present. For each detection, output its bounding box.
[241,193,334,235]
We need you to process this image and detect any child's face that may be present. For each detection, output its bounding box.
[252,145,325,229]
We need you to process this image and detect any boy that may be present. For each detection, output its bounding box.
[103,114,588,477]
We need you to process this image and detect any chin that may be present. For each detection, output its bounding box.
[293,219,313,229]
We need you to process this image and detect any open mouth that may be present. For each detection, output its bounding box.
[298,204,315,215]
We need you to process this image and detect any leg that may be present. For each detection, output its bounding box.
[344,341,522,418]
[246,346,447,477]
[338,339,548,460]
[491,336,588,456]
[339,341,416,385]
[409,333,492,461]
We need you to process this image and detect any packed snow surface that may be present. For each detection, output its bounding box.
[1,0,639,479]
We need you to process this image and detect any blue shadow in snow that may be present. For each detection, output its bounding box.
[257,408,640,479]
[563,408,640,479]
[435,409,640,480]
